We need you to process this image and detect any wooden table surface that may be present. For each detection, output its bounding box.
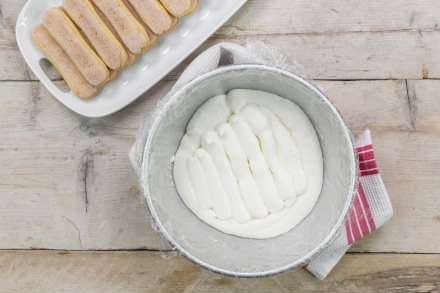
[1,0,440,291]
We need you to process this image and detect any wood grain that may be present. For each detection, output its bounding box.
[126,30,440,81]
[2,0,440,289]
[3,1,440,80]
[223,0,440,34]
[319,79,412,132]
[0,80,173,250]
[0,250,438,293]
[1,79,440,252]
[407,80,440,131]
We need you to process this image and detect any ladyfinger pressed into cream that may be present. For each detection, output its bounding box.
[32,24,98,100]
[42,7,109,87]
[91,0,150,54]
[126,0,178,35]
[62,0,128,70]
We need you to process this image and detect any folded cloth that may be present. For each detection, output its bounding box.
[306,129,393,279]
[173,40,306,88]
[133,40,393,280]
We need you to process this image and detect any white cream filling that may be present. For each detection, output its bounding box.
[173,89,323,239]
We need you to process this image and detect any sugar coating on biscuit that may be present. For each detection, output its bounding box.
[33,0,200,99]
[159,0,192,17]
[92,0,150,54]
[43,7,109,86]
[63,0,128,70]
[127,0,177,35]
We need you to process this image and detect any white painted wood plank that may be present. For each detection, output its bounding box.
[1,0,440,289]
[205,29,440,80]
[2,0,440,254]
[3,79,440,253]
[407,80,440,131]
[0,251,439,292]
[3,0,440,80]
[0,80,172,250]
[223,0,440,35]
[318,80,412,131]
[170,28,440,81]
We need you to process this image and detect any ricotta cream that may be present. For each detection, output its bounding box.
[173,89,323,239]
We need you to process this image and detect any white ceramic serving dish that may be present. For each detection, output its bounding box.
[16,0,248,117]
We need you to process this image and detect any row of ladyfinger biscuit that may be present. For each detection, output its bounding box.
[32,0,198,99]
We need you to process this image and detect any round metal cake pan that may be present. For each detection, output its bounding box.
[139,64,357,277]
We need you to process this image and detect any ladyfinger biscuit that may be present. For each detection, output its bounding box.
[144,26,159,47]
[32,24,98,100]
[62,0,128,71]
[42,7,109,87]
[122,0,159,47]
[91,2,138,66]
[107,69,119,82]
[64,7,133,71]
[91,0,150,55]
[127,0,177,35]
[188,0,199,15]
[158,0,192,17]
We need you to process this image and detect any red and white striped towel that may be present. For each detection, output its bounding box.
[306,129,393,280]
